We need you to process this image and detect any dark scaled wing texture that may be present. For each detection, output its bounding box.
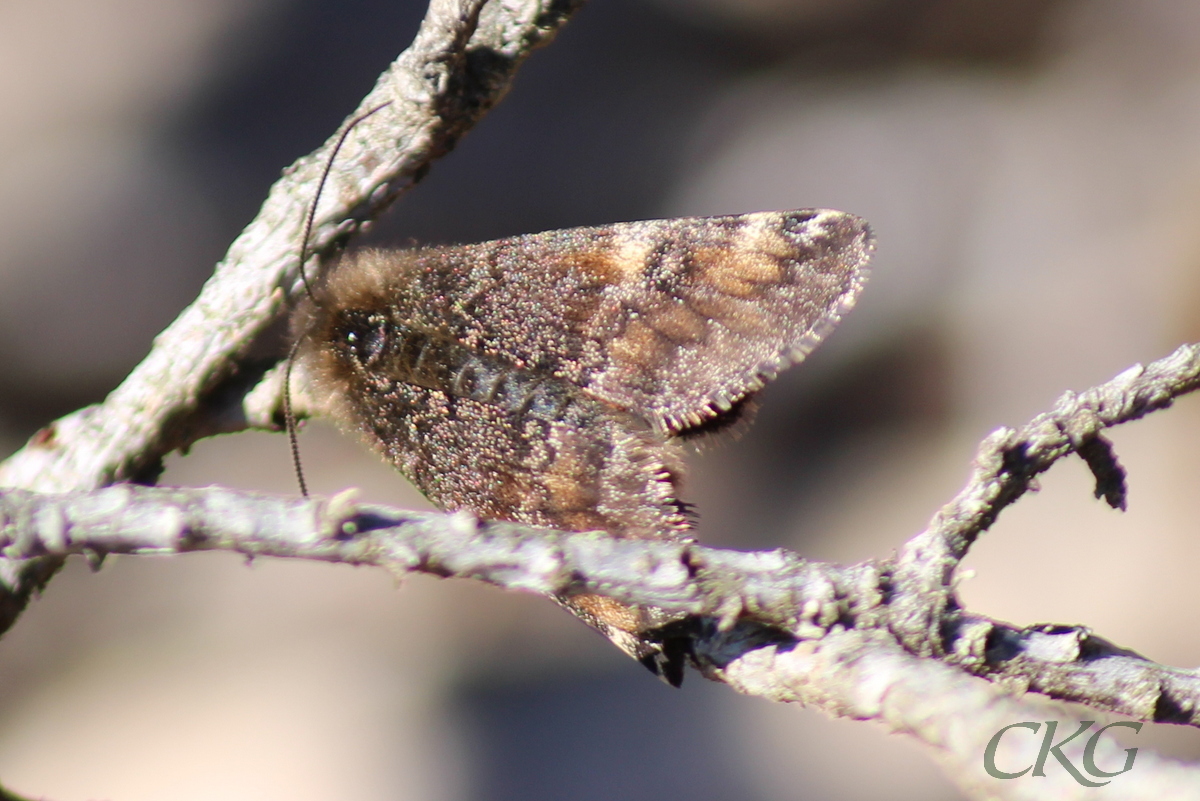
[584,210,873,432]
[294,252,689,540]
[295,209,872,538]
[371,209,871,433]
[295,209,872,677]
[316,375,687,539]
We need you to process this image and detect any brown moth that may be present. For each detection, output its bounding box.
[290,209,873,685]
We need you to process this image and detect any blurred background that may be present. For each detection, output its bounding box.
[2,0,1200,798]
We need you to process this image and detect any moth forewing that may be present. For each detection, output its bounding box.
[290,208,872,683]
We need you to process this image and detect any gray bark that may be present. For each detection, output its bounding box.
[1,1,1198,797]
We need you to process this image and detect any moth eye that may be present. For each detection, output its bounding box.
[338,312,388,367]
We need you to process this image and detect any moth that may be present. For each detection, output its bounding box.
[290,209,873,685]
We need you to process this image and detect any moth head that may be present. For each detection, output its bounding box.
[289,248,422,375]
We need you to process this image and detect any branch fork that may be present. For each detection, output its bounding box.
[3,1,1200,797]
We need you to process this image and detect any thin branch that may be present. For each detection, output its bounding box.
[3,394,1200,728]
[0,0,583,630]
[698,628,1200,801]
[0,0,581,492]
[7,342,1200,794]
[0,484,860,623]
[888,343,1200,656]
[4,480,1200,797]
[948,614,1200,724]
[0,0,1197,794]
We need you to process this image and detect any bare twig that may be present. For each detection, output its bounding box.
[0,0,581,492]
[4,473,1200,796]
[0,485,860,625]
[888,343,1200,657]
[0,0,582,631]
[5,343,1200,797]
[5,340,1200,727]
[698,628,1200,801]
[1,0,1198,795]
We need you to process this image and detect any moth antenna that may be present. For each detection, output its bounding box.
[298,100,393,303]
[283,337,309,497]
[289,100,392,496]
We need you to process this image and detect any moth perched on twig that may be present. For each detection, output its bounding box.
[289,208,872,685]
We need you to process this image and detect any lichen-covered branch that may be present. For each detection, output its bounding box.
[0,485,874,629]
[698,628,1200,801]
[0,0,582,630]
[5,342,1200,795]
[888,343,1200,657]
[1,0,1198,794]
[4,476,1200,797]
[0,0,581,492]
[9,342,1200,796]
[4,371,1200,730]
